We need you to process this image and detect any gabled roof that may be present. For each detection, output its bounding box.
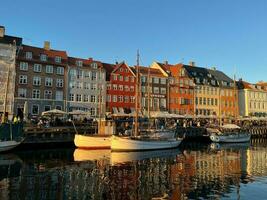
[111,62,136,76]
[130,66,165,77]
[207,69,233,83]
[19,44,68,59]
[238,80,267,91]
[102,62,116,81]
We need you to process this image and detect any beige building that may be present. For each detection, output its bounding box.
[238,80,267,117]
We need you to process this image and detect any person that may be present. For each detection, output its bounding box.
[13,116,18,124]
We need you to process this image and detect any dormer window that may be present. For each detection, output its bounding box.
[91,62,98,69]
[180,69,185,76]
[40,54,47,61]
[76,60,83,67]
[207,73,212,78]
[119,68,123,72]
[26,52,32,59]
[55,56,61,63]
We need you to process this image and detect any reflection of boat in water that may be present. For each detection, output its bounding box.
[209,142,250,150]
[0,154,22,181]
[207,124,251,143]
[73,149,111,162]
[110,148,181,165]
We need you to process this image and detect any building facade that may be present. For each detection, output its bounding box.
[238,80,267,117]
[67,57,106,117]
[14,42,68,117]
[0,26,22,119]
[105,62,136,114]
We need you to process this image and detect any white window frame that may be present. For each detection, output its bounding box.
[18,88,27,98]
[40,54,47,61]
[33,64,42,72]
[33,76,41,86]
[45,77,53,87]
[20,62,28,71]
[25,52,32,59]
[46,65,53,74]
[19,75,27,84]
[55,56,61,63]
[32,89,41,99]
[55,91,63,101]
[31,104,39,115]
[56,79,64,88]
[56,66,64,75]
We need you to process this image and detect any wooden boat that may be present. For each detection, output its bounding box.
[74,134,111,149]
[207,124,251,143]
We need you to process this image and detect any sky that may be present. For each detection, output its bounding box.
[1,0,267,83]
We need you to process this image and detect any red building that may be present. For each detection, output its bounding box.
[104,62,136,115]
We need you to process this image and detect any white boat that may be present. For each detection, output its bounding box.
[207,124,251,143]
[73,148,111,161]
[0,140,24,152]
[110,148,181,165]
[111,135,182,151]
[74,134,111,149]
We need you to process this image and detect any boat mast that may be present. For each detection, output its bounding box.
[147,65,151,127]
[134,50,140,137]
[98,66,102,135]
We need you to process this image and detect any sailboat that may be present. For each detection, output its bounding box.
[111,51,183,151]
[0,44,24,152]
[207,75,251,143]
[74,67,113,149]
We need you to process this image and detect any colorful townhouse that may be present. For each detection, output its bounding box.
[237,80,267,117]
[67,57,106,117]
[104,62,136,115]
[137,65,168,113]
[152,62,194,115]
[14,42,68,117]
[0,26,22,119]
[183,62,236,118]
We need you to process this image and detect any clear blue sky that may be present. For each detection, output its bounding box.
[1,0,266,83]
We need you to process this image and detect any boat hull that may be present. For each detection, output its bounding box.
[111,135,182,151]
[209,133,251,143]
[0,140,23,152]
[74,134,111,149]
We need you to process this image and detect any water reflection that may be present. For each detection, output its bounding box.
[0,140,266,199]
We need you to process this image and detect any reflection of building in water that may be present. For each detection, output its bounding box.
[246,147,267,177]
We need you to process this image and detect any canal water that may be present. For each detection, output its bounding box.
[0,139,266,200]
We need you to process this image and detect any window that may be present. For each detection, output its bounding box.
[44,105,51,111]
[56,79,64,88]
[161,78,166,84]
[55,91,63,100]
[33,64,42,72]
[107,84,111,90]
[76,82,82,89]
[160,88,166,94]
[84,71,90,78]
[91,95,96,103]
[20,62,28,71]
[76,94,82,102]
[70,69,76,77]
[107,95,111,102]
[19,75,27,84]
[119,85,123,91]
[76,60,83,67]
[153,87,159,94]
[33,76,41,86]
[113,74,117,81]
[56,105,62,110]
[32,104,39,115]
[84,95,89,102]
[112,95,117,102]
[153,77,159,84]
[91,83,97,90]
[77,70,83,79]
[130,76,134,82]
[141,76,146,83]
[45,78,53,87]
[124,96,129,103]
[25,52,32,59]
[130,96,135,103]
[46,65,53,73]
[32,89,40,99]
[119,75,123,81]
[40,54,47,61]
[119,68,123,72]
[91,71,97,81]
[124,76,129,82]
[91,62,98,69]
[44,90,52,99]
[130,86,134,92]
[90,108,96,116]
[56,67,64,75]
[55,56,61,63]
[69,93,74,101]
[118,95,123,102]
[84,83,90,89]
[124,85,129,91]
[112,84,117,90]
[18,88,27,98]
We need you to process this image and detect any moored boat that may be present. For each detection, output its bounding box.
[74,134,111,149]
[207,124,251,143]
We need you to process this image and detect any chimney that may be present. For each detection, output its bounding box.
[211,66,216,70]
[88,57,93,61]
[44,41,50,50]
[189,61,195,66]
[164,60,168,65]
[0,26,5,38]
